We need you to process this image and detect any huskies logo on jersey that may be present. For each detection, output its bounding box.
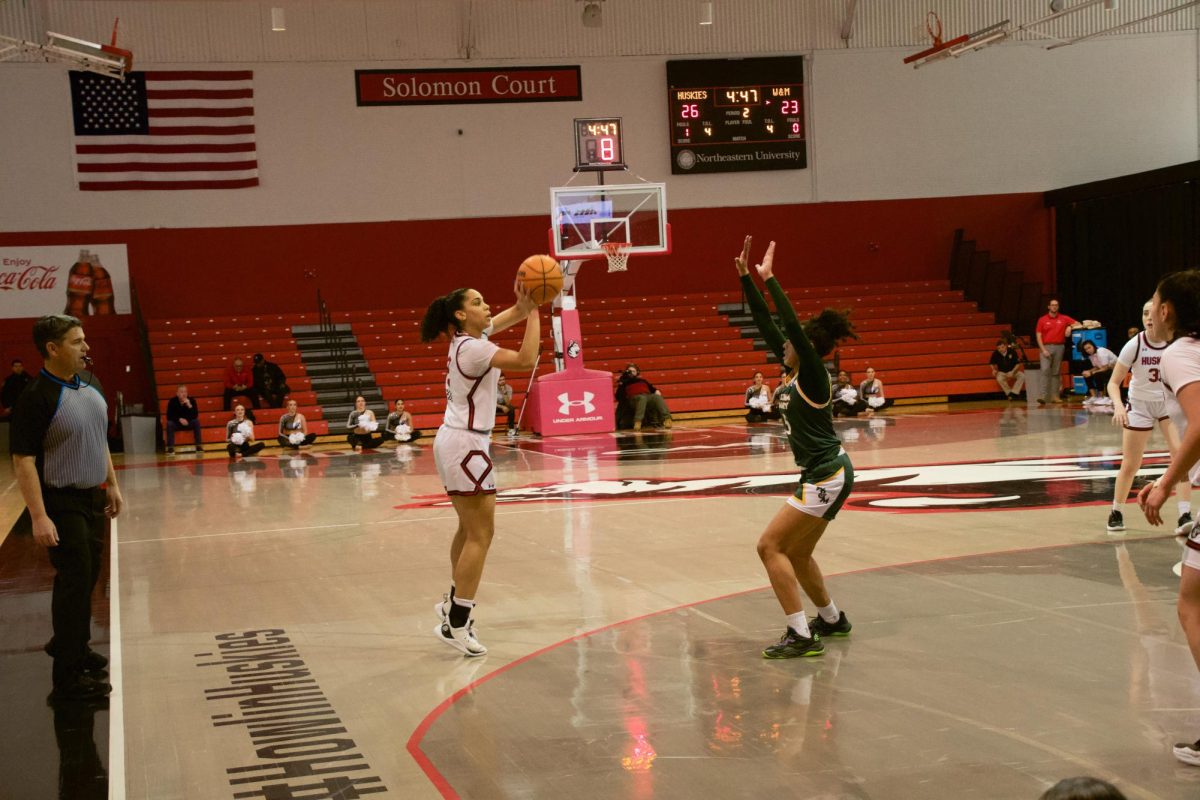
[401,451,1173,511]
[567,340,581,359]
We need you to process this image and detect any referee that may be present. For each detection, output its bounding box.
[12,315,123,702]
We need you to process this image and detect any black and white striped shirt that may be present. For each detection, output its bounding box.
[11,369,109,489]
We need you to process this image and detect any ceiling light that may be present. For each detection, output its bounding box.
[700,1,713,25]
[271,7,286,32]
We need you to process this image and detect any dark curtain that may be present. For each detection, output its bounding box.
[1051,165,1200,345]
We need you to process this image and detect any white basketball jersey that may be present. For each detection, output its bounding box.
[442,330,500,433]
[1118,331,1169,404]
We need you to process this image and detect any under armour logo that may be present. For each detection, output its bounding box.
[557,391,595,415]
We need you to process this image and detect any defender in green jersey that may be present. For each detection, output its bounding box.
[735,236,858,659]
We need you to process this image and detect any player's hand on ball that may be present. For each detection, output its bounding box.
[735,236,752,276]
[756,241,776,281]
[513,278,537,314]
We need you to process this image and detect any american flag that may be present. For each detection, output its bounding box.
[69,70,258,191]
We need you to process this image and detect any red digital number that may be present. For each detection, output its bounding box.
[599,137,615,162]
[781,100,800,115]
[791,122,801,134]
[682,104,699,119]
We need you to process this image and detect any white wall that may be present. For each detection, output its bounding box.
[1,31,1195,232]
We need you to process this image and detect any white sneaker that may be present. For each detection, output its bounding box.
[1176,516,1196,538]
[434,622,487,657]
[1173,738,1200,766]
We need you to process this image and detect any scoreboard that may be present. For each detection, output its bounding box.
[666,56,806,175]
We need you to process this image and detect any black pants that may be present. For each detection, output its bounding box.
[277,433,316,449]
[223,387,261,410]
[227,441,266,457]
[43,487,106,684]
[498,404,515,429]
[347,432,381,449]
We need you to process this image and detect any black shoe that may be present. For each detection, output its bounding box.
[809,611,852,638]
[1174,738,1200,766]
[1179,512,1193,531]
[49,673,112,703]
[762,627,824,659]
[45,642,108,673]
[1106,509,1125,533]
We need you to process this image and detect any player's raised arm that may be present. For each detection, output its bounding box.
[737,236,785,362]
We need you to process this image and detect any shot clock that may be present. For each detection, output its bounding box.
[573,117,626,172]
[666,56,806,175]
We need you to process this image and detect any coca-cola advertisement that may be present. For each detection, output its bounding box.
[0,245,130,319]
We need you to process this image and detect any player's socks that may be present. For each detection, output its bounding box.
[816,602,840,624]
[786,611,811,638]
[449,597,474,629]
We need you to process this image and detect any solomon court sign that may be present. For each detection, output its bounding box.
[356,66,581,106]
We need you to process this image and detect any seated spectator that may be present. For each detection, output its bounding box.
[832,370,866,417]
[1,358,31,413]
[770,365,788,410]
[858,367,894,416]
[165,384,202,454]
[385,398,422,443]
[496,375,517,437]
[225,404,265,458]
[1079,340,1117,406]
[615,363,673,431]
[744,371,773,422]
[989,339,1026,400]
[346,395,381,452]
[223,357,260,411]
[252,353,290,408]
[1039,776,1127,800]
[276,398,317,449]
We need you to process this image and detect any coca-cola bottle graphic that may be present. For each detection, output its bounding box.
[90,252,115,315]
[64,249,94,316]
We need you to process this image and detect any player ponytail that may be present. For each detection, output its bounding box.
[1156,270,1200,340]
[420,288,470,343]
[803,308,857,358]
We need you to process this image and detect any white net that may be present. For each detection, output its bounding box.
[602,242,631,273]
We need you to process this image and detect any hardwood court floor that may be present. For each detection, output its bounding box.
[3,400,1200,799]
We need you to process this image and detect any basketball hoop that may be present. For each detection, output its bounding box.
[601,241,631,273]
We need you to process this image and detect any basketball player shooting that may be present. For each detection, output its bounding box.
[420,277,541,656]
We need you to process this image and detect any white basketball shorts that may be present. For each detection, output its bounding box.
[434,426,495,496]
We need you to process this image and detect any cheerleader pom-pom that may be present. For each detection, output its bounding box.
[837,388,858,404]
[360,418,378,433]
[749,396,767,410]
[867,396,885,409]
[237,421,254,437]
[230,432,246,446]
[288,432,306,445]
[395,423,412,442]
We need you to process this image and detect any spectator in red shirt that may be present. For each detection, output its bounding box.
[1035,298,1082,405]
[615,363,673,431]
[222,357,260,411]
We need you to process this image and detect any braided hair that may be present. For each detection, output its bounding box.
[1156,270,1200,340]
[420,288,471,343]
[803,308,857,358]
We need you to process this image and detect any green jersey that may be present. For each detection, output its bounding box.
[740,274,843,474]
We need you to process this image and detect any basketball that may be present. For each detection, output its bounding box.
[517,255,563,305]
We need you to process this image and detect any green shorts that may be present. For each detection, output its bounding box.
[788,452,854,521]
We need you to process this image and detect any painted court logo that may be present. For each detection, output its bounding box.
[557,391,596,415]
[401,452,1171,511]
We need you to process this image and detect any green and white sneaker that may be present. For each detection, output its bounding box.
[762,627,824,659]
